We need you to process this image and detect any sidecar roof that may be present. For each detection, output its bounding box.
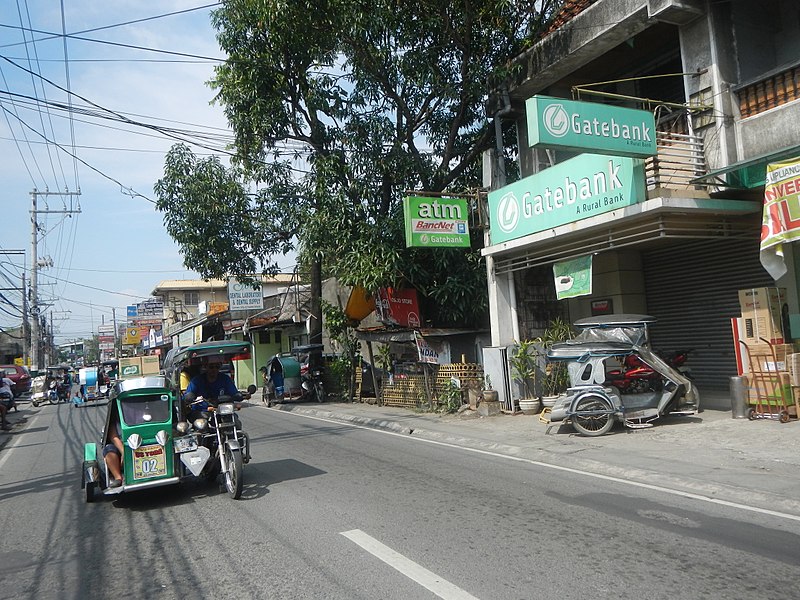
[547,340,635,361]
[573,314,656,328]
[172,340,252,366]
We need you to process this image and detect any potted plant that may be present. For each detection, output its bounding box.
[481,374,499,404]
[539,317,574,406]
[509,339,542,414]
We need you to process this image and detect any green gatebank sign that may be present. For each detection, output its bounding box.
[527,95,657,158]
[403,196,470,248]
[488,153,645,244]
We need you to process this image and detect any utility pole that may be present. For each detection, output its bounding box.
[30,189,81,372]
[112,307,119,359]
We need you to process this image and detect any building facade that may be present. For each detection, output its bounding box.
[485,0,800,406]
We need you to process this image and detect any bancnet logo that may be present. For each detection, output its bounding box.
[496,192,520,233]
[542,104,569,138]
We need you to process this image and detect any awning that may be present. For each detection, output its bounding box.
[691,144,800,189]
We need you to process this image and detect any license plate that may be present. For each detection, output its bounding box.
[173,436,197,454]
[133,444,167,480]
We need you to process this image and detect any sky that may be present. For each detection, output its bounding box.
[0,1,293,346]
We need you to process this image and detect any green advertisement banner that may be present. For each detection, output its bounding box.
[759,156,800,279]
[403,196,470,248]
[527,95,657,158]
[488,153,645,245]
[553,255,592,300]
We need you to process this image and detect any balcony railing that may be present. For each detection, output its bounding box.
[645,131,706,192]
[736,63,800,119]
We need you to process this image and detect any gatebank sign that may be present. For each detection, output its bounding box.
[527,96,657,158]
[488,153,645,244]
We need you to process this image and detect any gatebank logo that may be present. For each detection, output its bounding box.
[542,103,569,138]
[496,192,520,233]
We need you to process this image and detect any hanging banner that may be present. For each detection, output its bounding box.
[760,157,800,280]
[403,196,470,248]
[376,288,422,328]
[414,332,439,364]
[553,255,593,299]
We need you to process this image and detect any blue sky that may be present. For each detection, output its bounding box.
[0,1,291,344]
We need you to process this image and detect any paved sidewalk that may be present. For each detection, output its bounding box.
[264,395,800,516]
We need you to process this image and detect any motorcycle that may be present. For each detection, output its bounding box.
[606,349,693,394]
[546,314,699,436]
[31,367,69,406]
[293,344,326,403]
[186,392,254,499]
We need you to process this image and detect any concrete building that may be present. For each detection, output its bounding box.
[484,0,800,407]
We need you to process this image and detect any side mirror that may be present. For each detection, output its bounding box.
[246,384,257,395]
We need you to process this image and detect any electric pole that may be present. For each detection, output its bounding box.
[30,189,81,372]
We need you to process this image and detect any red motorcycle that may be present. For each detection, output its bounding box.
[607,349,692,394]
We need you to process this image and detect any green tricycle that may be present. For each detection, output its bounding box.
[81,341,256,502]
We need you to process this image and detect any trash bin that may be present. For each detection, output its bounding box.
[730,375,748,419]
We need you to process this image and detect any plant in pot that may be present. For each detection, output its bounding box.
[539,317,574,407]
[481,374,498,404]
[509,339,542,414]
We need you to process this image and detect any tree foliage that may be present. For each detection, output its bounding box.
[155,0,560,326]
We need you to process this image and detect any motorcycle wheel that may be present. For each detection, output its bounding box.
[571,394,615,437]
[32,399,40,407]
[315,382,324,403]
[224,446,243,499]
[48,393,58,405]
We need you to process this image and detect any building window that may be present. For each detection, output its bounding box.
[258,331,270,344]
[274,330,282,345]
[184,291,199,306]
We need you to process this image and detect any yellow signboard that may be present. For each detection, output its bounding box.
[123,327,141,345]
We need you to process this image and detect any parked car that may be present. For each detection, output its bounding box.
[1,364,32,396]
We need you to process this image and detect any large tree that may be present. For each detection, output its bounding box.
[155,0,560,328]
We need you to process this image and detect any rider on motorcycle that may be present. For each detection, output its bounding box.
[182,357,245,418]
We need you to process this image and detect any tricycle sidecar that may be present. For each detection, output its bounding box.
[546,314,699,436]
[81,375,211,501]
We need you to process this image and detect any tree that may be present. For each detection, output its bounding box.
[155,0,561,329]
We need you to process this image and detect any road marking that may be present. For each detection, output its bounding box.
[340,529,479,600]
[281,410,800,524]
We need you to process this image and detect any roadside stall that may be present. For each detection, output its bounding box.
[354,327,485,408]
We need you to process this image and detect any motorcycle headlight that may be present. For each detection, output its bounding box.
[126,433,142,450]
[193,417,208,432]
[176,421,190,434]
[217,403,234,415]
[155,430,169,446]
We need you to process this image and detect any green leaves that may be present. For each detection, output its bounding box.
[155,0,561,328]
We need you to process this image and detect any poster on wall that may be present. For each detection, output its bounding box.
[553,255,593,300]
[760,157,800,280]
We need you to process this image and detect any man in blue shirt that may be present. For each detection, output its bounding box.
[183,358,241,415]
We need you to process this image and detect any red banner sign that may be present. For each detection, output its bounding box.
[376,288,422,328]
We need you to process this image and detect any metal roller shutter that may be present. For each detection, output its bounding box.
[642,237,774,390]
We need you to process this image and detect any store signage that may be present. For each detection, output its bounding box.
[376,288,422,328]
[760,156,800,280]
[127,305,138,318]
[488,153,645,244]
[414,332,439,364]
[526,96,657,158]
[123,327,140,345]
[227,278,264,310]
[403,196,470,248]
[553,255,593,300]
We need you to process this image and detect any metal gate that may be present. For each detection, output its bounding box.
[642,237,774,391]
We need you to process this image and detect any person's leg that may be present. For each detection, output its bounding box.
[102,446,123,485]
[0,404,10,430]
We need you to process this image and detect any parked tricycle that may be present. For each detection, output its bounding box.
[81,340,256,502]
[546,314,699,436]
[31,365,70,406]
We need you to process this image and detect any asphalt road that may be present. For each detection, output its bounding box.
[1,402,799,600]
